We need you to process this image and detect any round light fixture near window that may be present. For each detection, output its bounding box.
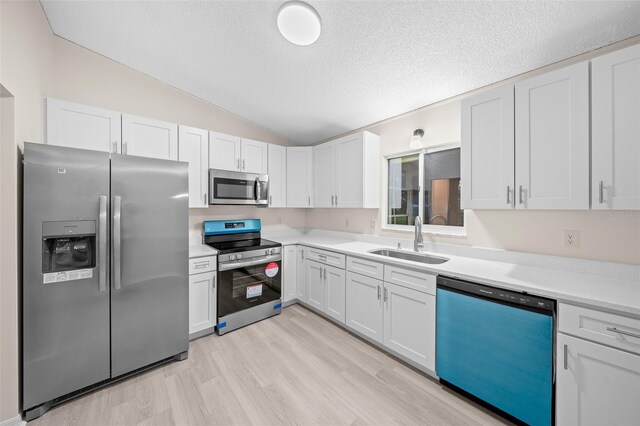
[277,1,321,46]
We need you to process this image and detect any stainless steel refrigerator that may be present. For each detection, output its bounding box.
[22,143,189,420]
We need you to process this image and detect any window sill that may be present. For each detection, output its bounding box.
[381,224,467,238]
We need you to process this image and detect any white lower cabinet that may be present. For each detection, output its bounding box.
[324,265,346,323]
[188,271,216,336]
[296,246,307,303]
[557,333,640,425]
[382,282,435,371]
[282,245,297,303]
[306,260,324,311]
[346,272,383,343]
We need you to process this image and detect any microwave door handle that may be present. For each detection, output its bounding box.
[254,177,261,202]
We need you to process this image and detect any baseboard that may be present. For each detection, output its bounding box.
[0,415,26,426]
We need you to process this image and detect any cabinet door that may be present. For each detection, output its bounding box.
[592,44,640,210]
[515,62,589,209]
[335,134,364,208]
[383,282,435,370]
[296,246,307,302]
[346,272,383,343]
[557,333,640,426]
[241,138,268,174]
[282,245,297,303]
[46,98,121,153]
[188,272,216,335]
[286,147,313,208]
[306,260,324,311]
[209,131,241,171]
[268,144,287,207]
[461,86,515,209]
[122,114,178,160]
[324,265,346,324]
[178,125,209,208]
[314,142,336,207]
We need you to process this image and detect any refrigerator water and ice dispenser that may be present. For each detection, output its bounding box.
[41,220,96,277]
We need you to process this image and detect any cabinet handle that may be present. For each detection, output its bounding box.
[212,275,216,291]
[237,158,240,170]
[113,141,118,153]
[563,344,568,370]
[308,196,310,206]
[506,186,511,205]
[599,181,605,204]
[518,185,524,205]
[331,195,334,206]
[607,327,640,339]
[204,193,207,205]
[269,195,272,205]
[377,285,381,300]
[123,141,128,155]
[383,287,388,302]
[242,159,245,170]
[335,195,338,206]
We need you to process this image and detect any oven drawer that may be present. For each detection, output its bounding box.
[559,303,640,355]
[189,256,216,275]
[306,247,346,269]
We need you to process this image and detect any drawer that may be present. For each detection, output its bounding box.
[189,256,216,275]
[306,247,346,269]
[559,303,640,355]
[347,256,384,280]
[384,265,435,295]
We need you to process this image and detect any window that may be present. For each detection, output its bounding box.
[386,147,464,233]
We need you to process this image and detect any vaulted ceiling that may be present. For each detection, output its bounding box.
[41,1,640,144]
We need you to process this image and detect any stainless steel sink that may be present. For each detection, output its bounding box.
[368,249,449,264]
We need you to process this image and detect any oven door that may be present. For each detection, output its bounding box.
[209,169,269,205]
[218,256,281,318]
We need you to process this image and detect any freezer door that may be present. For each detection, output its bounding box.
[22,143,111,410]
[110,154,189,377]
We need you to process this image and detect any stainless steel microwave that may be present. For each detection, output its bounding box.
[208,169,269,206]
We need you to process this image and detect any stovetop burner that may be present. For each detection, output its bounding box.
[205,238,281,254]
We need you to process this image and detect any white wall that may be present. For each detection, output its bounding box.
[306,38,640,266]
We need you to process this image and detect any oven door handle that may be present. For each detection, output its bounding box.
[219,255,281,271]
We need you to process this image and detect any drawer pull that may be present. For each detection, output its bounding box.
[606,327,640,339]
[563,344,568,370]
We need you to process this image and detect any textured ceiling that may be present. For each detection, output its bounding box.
[41,1,640,144]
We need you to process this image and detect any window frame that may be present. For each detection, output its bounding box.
[381,143,466,237]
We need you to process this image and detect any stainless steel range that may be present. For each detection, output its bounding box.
[203,219,282,334]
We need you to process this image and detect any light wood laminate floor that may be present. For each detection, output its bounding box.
[32,305,510,426]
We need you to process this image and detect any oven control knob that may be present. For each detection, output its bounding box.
[236,254,242,260]
[265,249,271,255]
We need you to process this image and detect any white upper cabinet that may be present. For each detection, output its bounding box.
[314,142,336,207]
[314,131,380,208]
[461,86,515,209]
[592,44,640,210]
[267,144,287,207]
[209,131,241,171]
[178,125,209,208]
[122,114,178,160]
[240,138,268,174]
[515,62,590,209]
[286,147,313,208]
[46,98,121,153]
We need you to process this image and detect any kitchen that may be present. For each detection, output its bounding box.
[1,1,639,426]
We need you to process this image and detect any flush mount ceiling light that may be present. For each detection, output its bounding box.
[277,1,321,46]
[409,129,425,149]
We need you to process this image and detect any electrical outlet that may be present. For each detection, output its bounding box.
[277,217,283,224]
[564,230,580,248]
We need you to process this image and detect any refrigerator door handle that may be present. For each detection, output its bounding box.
[113,195,122,290]
[98,195,108,292]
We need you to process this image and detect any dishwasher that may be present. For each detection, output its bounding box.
[436,276,556,426]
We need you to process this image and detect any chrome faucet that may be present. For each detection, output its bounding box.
[414,216,423,252]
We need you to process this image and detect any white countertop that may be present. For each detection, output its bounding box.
[271,234,640,318]
[189,243,218,258]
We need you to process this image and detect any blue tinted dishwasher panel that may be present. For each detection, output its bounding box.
[436,281,554,426]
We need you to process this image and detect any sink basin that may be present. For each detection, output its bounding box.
[368,249,449,264]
